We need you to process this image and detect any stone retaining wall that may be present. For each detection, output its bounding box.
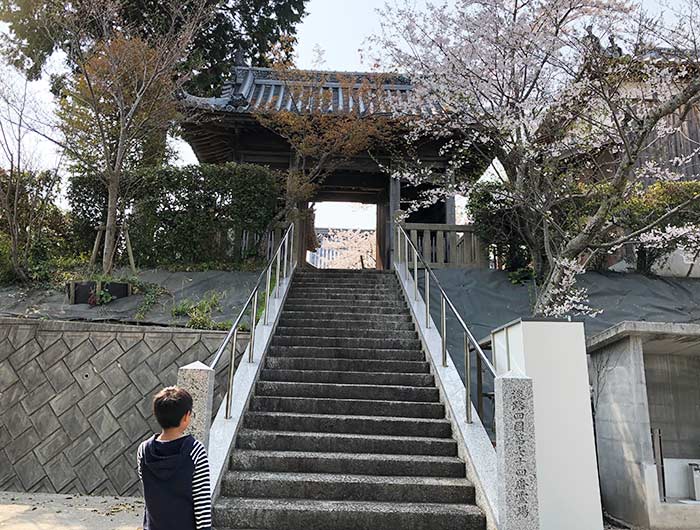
[0,318,243,496]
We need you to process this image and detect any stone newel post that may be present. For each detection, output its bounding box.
[177,361,215,449]
[495,370,539,530]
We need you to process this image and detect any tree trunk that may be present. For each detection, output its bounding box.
[102,177,120,274]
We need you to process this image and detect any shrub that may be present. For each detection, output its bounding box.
[128,163,281,266]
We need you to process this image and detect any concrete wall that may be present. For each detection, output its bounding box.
[589,335,654,529]
[0,318,239,496]
[644,354,700,459]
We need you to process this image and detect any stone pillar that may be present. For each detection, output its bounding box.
[177,361,215,449]
[495,370,539,530]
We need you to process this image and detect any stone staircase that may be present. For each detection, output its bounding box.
[213,269,485,530]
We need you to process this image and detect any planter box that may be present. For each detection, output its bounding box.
[66,280,133,305]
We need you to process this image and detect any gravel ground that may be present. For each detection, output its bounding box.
[0,491,142,530]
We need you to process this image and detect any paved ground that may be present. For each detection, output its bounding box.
[0,492,142,530]
[0,490,629,530]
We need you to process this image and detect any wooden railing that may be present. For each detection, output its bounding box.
[402,223,488,269]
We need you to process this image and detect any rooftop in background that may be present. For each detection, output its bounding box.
[182,66,440,116]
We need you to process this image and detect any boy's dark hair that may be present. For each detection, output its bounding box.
[153,386,193,429]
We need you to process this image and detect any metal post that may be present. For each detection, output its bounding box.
[396,226,401,265]
[441,295,447,367]
[652,428,666,501]
[404,236,409,275]
[289,226,295,271]
[225,327,238,419]
[249,290,257,363]
[283,236,288,279]
[425,269,430,328]
[477,355,484,419]
[264,266,271,325]
[413,248,418,301]
[275,249,281,298]
[465,332,472,423]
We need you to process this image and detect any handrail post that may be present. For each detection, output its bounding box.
[425,269,430,328]
[441,295,447,367]
[289,225,295,271]
[465,332,472,423]
[264,266,271,325]
[404,235,409,275]
[249,290,258,363]
[413,247,418,301]
[395,226,400,266]
[283,236,288,279]
[225,326,238,419]
[477,355,484,419]
[275,249,281,298]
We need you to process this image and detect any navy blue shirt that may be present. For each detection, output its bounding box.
[137,434,211,530]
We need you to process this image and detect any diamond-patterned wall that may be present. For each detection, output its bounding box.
[0,318,241,496]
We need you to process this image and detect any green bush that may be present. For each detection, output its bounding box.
[171,291,231,330]
[128,163,281,266]
[0,232,14,283]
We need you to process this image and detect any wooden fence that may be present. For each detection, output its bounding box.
[402,223,488,269]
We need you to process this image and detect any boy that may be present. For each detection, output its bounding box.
[137,386,211,530]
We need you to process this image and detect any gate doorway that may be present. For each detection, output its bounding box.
[306,202,377,269]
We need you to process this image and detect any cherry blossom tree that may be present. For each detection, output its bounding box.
[320,229,376,270]
[372,0,700,315]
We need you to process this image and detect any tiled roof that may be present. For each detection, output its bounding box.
[182,66,441,116]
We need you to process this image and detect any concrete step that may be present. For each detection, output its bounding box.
[271,335,422,350]
[236,429,457,456]
[283,304,412,322]
[274,326,418,340]
[213,497,485,530]
[264,356,430,374]
[255,381,439,402]
[259,368,433,386]
[285,298,407,310]
[292,280,398,289]
[229,450,467,478]
[288,290,403,302]
[221,471,474,504]
[249,396,445,419]
[296,269,393,275]
[267,345,424,362]
[243,411,452,438]
[279,312,414,325]
[290,285,399,294]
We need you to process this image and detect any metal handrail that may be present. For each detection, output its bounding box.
[209,223,295,419]
[396,224,495,423]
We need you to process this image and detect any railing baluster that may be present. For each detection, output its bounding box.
[249,290,257,363]
[264,266,272,325]
[404,236,409,275]
[225,326,238,419]
[413,248,418,301]
[477,354,484,419]
[283,236,288,279]
[465,332,472,423]
[441,295,447,367]
[425,269,430,328]
[275,248,281,298]
[289,225,295,271]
